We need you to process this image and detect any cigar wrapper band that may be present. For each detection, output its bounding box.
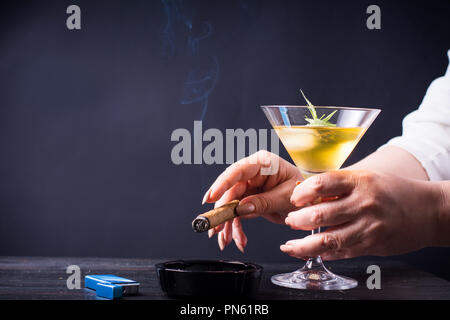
[192,200,240,233]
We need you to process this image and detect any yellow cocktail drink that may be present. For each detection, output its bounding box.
[274,126,366,174]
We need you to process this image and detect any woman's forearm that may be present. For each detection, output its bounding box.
[346,146,429,180]
[436,180,450,246]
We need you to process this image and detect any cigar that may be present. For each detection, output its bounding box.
[192,200,240,233]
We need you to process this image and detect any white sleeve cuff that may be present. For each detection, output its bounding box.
[379,137,449,181]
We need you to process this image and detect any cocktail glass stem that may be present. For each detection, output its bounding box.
[307,227,323,270]
[270,178,358,290]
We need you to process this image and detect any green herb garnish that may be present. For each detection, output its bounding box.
[301,90,337,127]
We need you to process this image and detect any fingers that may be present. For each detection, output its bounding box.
[236,180,297,224]
[290,171,355,207]
[218,221,232,251]
[217,219,248,252]
[280,235,333,258]
[208,223,224,238]
[232,218,247,253]
[320,243,364,261]
[280,219,364,259]
[285,197,357,230]
[214,181,247,207]
[216,181,296,251]
[203,151,278,204]
[208,181,247,239]
[215,194,249,252]
[211,176,298,250]
[215,183,245,251]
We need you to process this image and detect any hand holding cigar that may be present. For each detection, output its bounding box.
[192,200,240,233]
[191,194,336,234]
[194,151,304,252]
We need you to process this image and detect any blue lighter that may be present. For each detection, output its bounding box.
[85,275,140,299]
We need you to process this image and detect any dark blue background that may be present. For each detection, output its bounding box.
[1,0,450,279]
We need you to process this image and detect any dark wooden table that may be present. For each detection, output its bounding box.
[0,256,449,300]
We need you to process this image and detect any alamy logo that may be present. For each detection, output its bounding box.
[170,121,280,175]
[366,264,381,289]
[366,5,381,30]
[66,5,81,30]
[66,265,81,289]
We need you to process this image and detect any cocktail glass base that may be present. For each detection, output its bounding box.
[270,256,358,290]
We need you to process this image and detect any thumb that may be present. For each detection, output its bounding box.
[236,181,295,219]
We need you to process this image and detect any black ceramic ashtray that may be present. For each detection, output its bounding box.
[156,260,263,299]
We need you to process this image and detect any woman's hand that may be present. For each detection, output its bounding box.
[282,170,445,260]
[203,150,302,252]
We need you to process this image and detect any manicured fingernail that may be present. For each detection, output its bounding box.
[202,189,211,205]
[236,203,255,215]
[218,233,225,251]
[224,231,232,246]
[235,240,245,253]
[280,244,292,252]
[285,217,291,224]
[208,229,215,238]
[296,181,302,186]
[290,196,297,206]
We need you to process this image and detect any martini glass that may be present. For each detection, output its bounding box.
[261,105,380,290]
